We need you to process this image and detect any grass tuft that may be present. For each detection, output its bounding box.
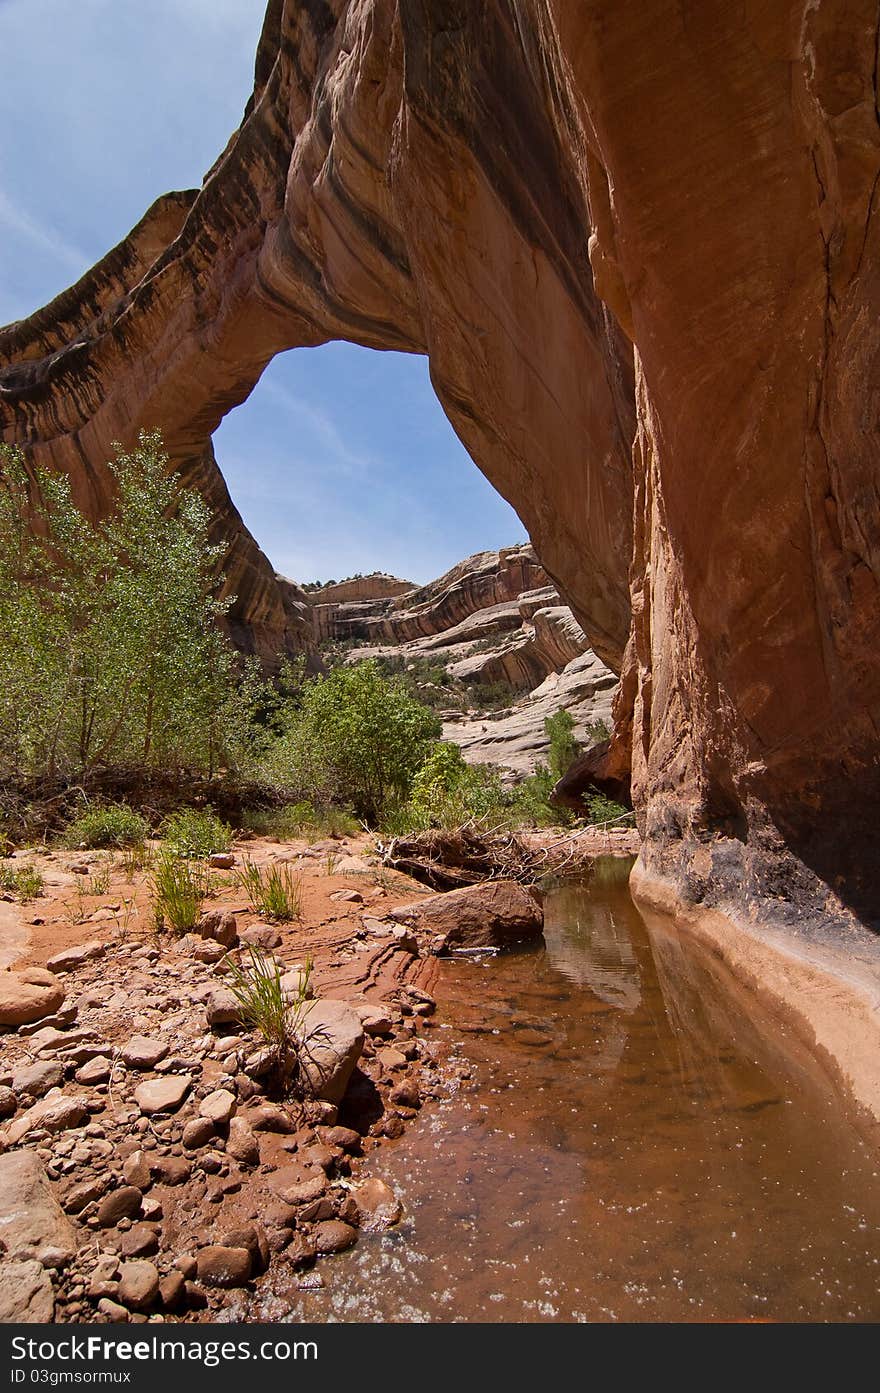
[225,947,313,1089]
[150,850,209,933]
[0,862,44,901]
[234,859,303,922]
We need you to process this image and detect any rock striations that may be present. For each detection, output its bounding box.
[308,544,618,772]
[1,1,879,935]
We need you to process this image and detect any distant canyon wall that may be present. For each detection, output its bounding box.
[1,0,878,932]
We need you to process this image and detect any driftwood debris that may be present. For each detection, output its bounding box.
[375,823,589,891]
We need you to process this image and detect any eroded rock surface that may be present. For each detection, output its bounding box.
[313,544,617,771]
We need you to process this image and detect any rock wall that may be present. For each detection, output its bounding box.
[310,544,618,772]
[1,0,878,933]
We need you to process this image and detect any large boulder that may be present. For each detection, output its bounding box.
[0,968,65,1026]
[391,879,543,952]
[0,1150,78,1264]
[295,1000,364,1104]
[0,1260,55,1322]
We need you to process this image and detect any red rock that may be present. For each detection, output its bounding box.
[0,969,65,1027]
[350,1178,403,1232]
[195,1245,251,1288]
[96,1187,142,1227]
[312,1220,357,1255]
[117,1261,159,1312]
[392,880,543,952]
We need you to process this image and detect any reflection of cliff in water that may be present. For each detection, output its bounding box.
[543,860,641,1012]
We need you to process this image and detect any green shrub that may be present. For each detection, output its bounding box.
[235,859,303,922]
[150,851,208,933]
[506,764,570,828]
[160,808,232,859]
[241,802,359,841]
[0,862,44,901]
[63,804,148,850]
[407,743,506,829]
[266,661,441,824]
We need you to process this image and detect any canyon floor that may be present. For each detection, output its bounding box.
[0,826,637,1323]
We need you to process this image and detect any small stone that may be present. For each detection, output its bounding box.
[208,853,235,870]
[198,911,238,949]
[299,1141,336,1173]
[122,1151,152,1189]
[0,968,65,1026]
[97,1297,130,1322]
[195,1245,251,1288]
[174,1254,198,1280]
[158,1271,186,1310]
[389,1076,421,1109]
[120,1223,160,1258]
[204,988,241,1028]
[96,1187,142,1227]
[226,1117,259,1166]
[0,1085,17,1117]
[270,1171,327,1206]
[134,1074,191,1116]
[92,1255,120,1283]
[378,1047,407,1073]
[46,942,106,973]
[239,925,282,950]
[117,1260,159,1312]
[320,1125,361,1153]
[330,889,363,903]
[199,1088,236,1126]
[122,1036,169,1070]
[181,1117,215,1149]
[4,1092,90,1145]
[12,1060,64,1100]
[312,1220,357,1255]
[63,1176,110,1214]
[248,1102,295,1133]
[75,1055,111,1085]
[221,1224,269,1274]
[149,1156,191,1186]
[351,1178,403,1232]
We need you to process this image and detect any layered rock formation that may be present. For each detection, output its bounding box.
[307,544,617,771]
[2,1,878,936]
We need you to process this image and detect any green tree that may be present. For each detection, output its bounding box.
[0,431,239,779]
[544,708,580,782]
[271,661,441,823]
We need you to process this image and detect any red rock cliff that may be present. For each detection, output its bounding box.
[1,0,878,933]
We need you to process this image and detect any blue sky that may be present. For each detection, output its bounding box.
[0,0,526,584]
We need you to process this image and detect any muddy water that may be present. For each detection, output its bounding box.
[268,858,880,1322]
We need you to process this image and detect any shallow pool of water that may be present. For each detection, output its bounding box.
[262,858,880,1322]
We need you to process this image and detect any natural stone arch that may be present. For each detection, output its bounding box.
[2,0,879,944]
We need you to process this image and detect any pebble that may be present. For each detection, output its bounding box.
[180,1117,215,1151]
[120,1224,160,1258]
[134,1074,191,1116]
[122,1037,168,1070]
[117,1261,159,1312]
[198,1088,236,1126]
[121,1151,152,1189]
[195,1245,252,1288]
[75,1055,111,1085]
[312,1220,357,1255]
[96,1187,142,1228]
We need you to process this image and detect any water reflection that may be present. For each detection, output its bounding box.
[250,858,880,1323]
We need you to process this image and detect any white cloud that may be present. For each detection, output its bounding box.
[0,187,90,275]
